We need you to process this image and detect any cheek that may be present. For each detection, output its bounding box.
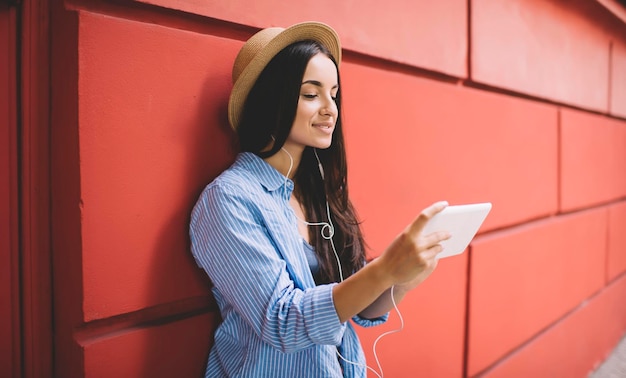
[289,109,308,138]
[296,101,318,119]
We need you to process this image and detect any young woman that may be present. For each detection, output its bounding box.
[190,21,450,377]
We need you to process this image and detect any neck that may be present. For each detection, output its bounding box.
[264,146,302,179]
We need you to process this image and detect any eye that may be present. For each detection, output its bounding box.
[302,93,317,99]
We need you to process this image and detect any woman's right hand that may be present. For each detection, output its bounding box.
[375,201,451,288]
[332,201,451,323]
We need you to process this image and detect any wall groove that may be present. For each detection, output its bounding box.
[472,272,626,377]
[65,0,253,42]
[463,246,473,378]
[608,40,614,114]
[557,108,562,214]
[73,296,216,346]
[473,199,626,245]
[466,0,472,80]
[343,50,461,85]
[463,81,626,122]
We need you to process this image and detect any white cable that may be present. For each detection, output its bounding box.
[281,147,404,377]
[282,148,342,281]
[335,285,404,378]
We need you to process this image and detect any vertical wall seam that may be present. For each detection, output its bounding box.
[466,0,472,81]
[14,4,26,377]
[608,40,613,115]
[463,246,472,378]
[605,207,611,285]
[462,3,475,376]
[605,38,612,285]
[557,108,562,215]
[463,5,473,374]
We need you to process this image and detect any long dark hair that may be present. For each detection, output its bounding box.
[237,40,366,284]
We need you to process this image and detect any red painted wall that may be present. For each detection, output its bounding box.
[1,5,19,377]
[46,0,626,377]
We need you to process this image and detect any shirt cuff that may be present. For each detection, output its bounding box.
[304,283,346,346]
[352,312,389,328]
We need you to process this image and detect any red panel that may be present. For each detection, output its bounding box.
[608,201,626,281]
[83,313,218,378]
[480,274,626,378]
[358,253,467,377]
[341,61,558,257]
[130,0,468,77]
[468,209,607,376]
[78,13,236,320]
[611,38,626,118]
[472,0,610,111]
[560,109,626,212]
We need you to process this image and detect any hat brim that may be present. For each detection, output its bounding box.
[228,22,342,130]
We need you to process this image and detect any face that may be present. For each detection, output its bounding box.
[284,53,339,155]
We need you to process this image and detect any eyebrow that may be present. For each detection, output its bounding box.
[301,80,339,90]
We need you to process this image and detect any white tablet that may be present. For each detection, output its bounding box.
[422,202,492,259]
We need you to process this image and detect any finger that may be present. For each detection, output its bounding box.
[425,243,443,255]
[418,231,452,250]
[419,245,442,264]
[408,200,449,235]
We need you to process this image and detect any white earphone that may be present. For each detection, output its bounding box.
[280,146,403,378]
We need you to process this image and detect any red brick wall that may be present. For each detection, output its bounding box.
[49,0,626,377]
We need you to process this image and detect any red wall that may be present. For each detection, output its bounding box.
[1,5,19,377]
[48,0,626,377]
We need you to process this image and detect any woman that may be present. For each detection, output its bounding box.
[190,21,450,377]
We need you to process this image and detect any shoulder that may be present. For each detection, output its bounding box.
[198,167,264,210]
[200,152,284,204]
[191,152,285,228]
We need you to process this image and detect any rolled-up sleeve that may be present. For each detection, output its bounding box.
[190,183,346,353]
[352,313,389,327]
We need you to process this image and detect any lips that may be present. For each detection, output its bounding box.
[313,121,334,132]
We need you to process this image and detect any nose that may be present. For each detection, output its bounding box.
[320,95,338,117]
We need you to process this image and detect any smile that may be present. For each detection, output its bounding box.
[313,122,334,129]
[313,124,334,135]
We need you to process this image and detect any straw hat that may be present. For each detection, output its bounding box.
[228,21,342,130]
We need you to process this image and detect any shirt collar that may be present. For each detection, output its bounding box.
[236,152,293,195]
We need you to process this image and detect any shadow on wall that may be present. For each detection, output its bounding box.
[140,73,237,377]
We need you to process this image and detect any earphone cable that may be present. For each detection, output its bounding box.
[282,146,403,377]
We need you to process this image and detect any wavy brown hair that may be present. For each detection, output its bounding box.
[237,40,366,284]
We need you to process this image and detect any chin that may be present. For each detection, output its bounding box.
[319,136,334,148]
[315,141,332,149]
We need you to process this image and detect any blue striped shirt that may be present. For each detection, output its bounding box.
[190,152,387,377]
